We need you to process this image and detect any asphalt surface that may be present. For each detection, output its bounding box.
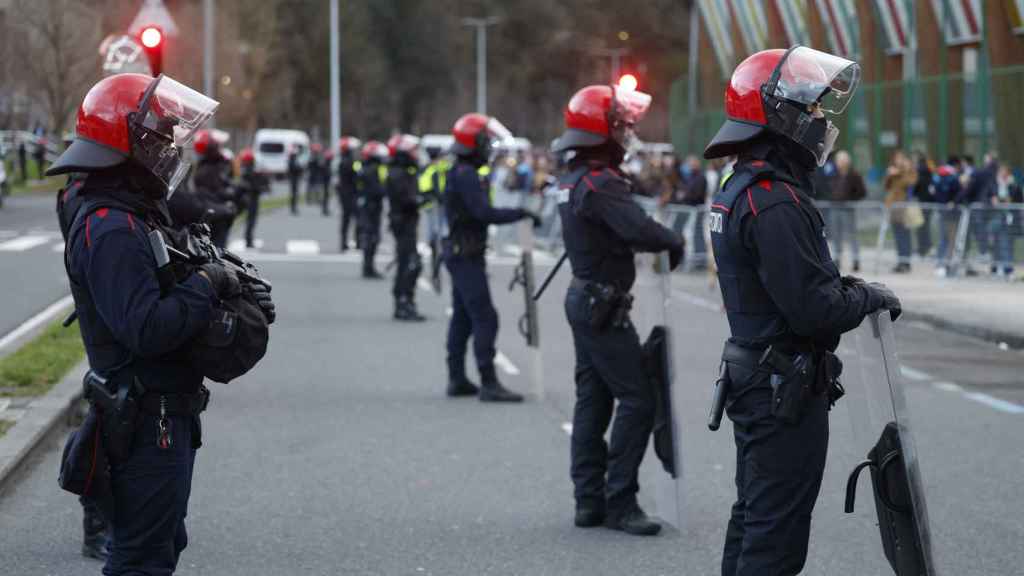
[0,197,1021,575]
[0,194,69,340]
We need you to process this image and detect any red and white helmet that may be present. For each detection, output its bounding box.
[704,46,860,166]
[387,134,420,156]
[339,136,362,154]
[361,140,390,161]
[238,147,255,165]
[310,142,323,154]
[451,113,512,158]
[47,73,218,198]
[193,128,229,157]
[551,82,652,153]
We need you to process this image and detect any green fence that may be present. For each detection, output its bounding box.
[670,64,1024,178]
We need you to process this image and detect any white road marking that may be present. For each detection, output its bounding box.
[416,278,433,293]
[560,422,573,435]
[227,239,264,252]
[0,294,75,353]
[933,381,964,393]
[900,365,932,382]
[285,240,320,255]
[0,234,52,252]
[51,241,65,252]
[494,351,520,375]
[962,392,1024,414]
[0,398,9,414]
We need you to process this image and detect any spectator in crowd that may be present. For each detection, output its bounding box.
[959,152,999,274]
[991,163,1022,278]
[829,150,867,272]
[675,155,707,268]
[912,151,935,257]
[933,155,962,275]
[513,151,534,203]
[33,138,47,179]
[884,150,919,273]
[17,140,27,182]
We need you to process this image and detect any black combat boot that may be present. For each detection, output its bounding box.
[478,365,524,403]
[574,500,606,528]
[81,501,110,560]
[401,298,426,322]
[604,504,661,536]
[447,378,480,397]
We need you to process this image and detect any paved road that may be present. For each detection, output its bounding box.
[0,202,1021,575]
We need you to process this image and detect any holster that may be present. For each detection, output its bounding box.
[574,278,632,331]
[760,345,815,424]
[84,370,144,463]
[446,231,486,259]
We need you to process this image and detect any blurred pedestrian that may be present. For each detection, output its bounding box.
[337,137,362,251]
[677,155,707,268]
[912,151,935,257]
[287,145,302,215]
[238,148,268,249]
[17,140,27,182]
[961,152,999,274]
[306,143,325,206]
[884,150,918,273]
[829,150,867,272]
[991,164,1021,277]
[933,156,962,275]
[33,138,47,179]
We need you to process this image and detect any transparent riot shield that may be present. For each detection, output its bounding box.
[840,313,936,575]
[507,218,544,399]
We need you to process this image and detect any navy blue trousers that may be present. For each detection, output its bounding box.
[445,255,497,379]
[721,363,828,576]
[104,414,196,576]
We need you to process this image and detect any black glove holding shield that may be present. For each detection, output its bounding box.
[245,283,276,325]
[864,281,902,321]
[199,263,241,299]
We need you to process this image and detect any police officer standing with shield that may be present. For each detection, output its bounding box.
[444,113,539,402]
[551,84,684,536]
[703,47,901,575]
[48,73,275,576]
[336,137,361,252]
[387,133,426,321]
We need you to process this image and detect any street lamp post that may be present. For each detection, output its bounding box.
[330,0,341,148]
[591,47,630,83]
[461,17,500,115]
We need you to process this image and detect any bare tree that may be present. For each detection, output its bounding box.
[13,0,101,134]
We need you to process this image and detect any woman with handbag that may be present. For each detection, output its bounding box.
[884,151,920,273]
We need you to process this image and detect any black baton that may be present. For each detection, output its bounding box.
[708,364,730,431]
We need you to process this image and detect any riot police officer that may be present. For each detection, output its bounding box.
[551,85,684,536]
[419,146,450,291]
[306,142,327,208]
[387,134,426,321]
[191,129,236,247]
[703,47,901,575]
[336,137,361,251]
[444,114,538,402]
[357,141,389,279]
[238,147,269,249]
[46,73,252,576]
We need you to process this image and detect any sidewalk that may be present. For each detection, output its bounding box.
[673,264,1024,348]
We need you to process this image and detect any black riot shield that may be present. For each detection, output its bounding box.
[841,313,936,575]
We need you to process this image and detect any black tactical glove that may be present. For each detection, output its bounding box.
[668,243,685,272]
[246,283,276,325]
[199,263,241,299]
[865,281,902,321]
[840,275,865,288]
[521,210,543,228]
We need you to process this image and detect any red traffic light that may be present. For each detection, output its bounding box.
[140,27,163,49]
[617,74,638,91]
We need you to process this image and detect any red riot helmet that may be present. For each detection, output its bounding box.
[704,46,860,167]
[451,113,512,159]
[193,128,228,157]
[47,73,218,198]
[361,140,390,162]
[310,142,323,155]
[387,134,420,156]
[551,84,652,153]
[338,136,362,154]
[238,147,255,165]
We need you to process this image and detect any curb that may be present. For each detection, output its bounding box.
[901,310,1024,350]
[0,361,87,495]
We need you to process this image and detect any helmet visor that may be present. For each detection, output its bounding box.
[138,75,220,148]
[772,46,860,115]
[613,86,653,126]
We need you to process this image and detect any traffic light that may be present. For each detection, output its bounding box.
[617,73,639,92]
[139,26,163,76]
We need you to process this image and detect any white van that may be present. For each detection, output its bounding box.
[252,129,310,175]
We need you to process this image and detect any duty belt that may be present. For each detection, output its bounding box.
[140,385,210,417]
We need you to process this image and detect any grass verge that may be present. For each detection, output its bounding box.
[0,419,13,438]
[0,319,84,398]
[3,158,63,196]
